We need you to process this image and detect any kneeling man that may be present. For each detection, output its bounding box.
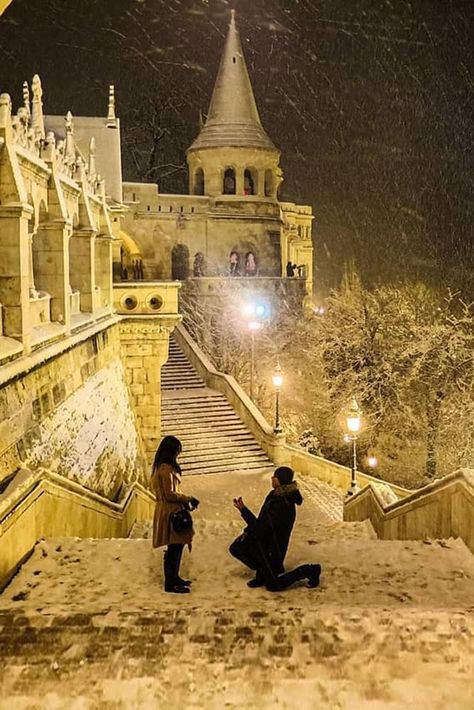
[229,466,321,591]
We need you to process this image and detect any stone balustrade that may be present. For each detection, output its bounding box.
[0,468,155,591]
[344,469,474,553]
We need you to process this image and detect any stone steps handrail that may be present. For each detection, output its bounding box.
[0,468,154,590]
[344,468,474,554]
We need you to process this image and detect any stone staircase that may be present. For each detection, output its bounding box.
[161,337,273,475]
[1,490,473,709]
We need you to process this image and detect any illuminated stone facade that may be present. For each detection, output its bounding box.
[121,12,314,301]
[0,77,180,491]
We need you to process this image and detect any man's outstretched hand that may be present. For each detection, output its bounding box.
[233,496,245,511]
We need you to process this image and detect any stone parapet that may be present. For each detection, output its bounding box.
[344,469,474,553]
[0,468,154,590]
[113,281,180,316]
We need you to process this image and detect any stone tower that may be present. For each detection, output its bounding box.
[187,10,282,200]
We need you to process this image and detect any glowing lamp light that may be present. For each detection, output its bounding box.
[242,300,270,321]
[272,362,283,389]
[248,320,263,331]
[346,398,361,435]
[367,455,378,468]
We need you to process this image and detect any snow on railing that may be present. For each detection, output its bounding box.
[344,469,474,554]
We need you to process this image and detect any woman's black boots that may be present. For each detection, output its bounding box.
[164,544,190,594]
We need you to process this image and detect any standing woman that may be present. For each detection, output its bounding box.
[151,436,199,594]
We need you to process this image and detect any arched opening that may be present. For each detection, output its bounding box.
[244,250,258,277]
[264,170,273,197]
[194,168,205,196]
[223,167,236,195]
[171,244,190,280]
[244,168,257,196]
[228,249,241,277]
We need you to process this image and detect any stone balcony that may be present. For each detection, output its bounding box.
[113,281,181,318]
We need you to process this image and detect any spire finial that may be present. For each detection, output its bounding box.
[106,84,117,128]
[89,136,97,180]
[0,93,13,141]
[64,110,76,163]
[31,74,45,140]
[22,80,30,119]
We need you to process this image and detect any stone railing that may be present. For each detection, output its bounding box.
[283,445,410,499]
[344,469,474,554]
[174,324,285,463]
[0,468,155,591]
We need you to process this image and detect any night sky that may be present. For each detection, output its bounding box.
[1,0,473,295]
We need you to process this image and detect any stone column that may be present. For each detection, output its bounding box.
[0,205,33,351]
[95,235,113,311]
[70,229,95,314]
[33,221,70,330]
[119,318,178,466]
[236,167,244,196]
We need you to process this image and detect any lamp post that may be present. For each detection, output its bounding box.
[272,361,283,433]
[247,320,262,400]
[346,397,362,496]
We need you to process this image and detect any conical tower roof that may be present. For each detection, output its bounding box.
[188,11,277,152]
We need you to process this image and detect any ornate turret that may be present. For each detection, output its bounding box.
[187,10,282,199]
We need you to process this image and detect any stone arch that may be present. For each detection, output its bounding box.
[243,245,259,277]
[194,167,205,196]
[228,247,242,277]
[223,167,236,195]
[171,243,190,281]
[244,167,257,196]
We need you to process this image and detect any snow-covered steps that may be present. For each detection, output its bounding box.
[161,338,205,390]
[161,338,273,475]
[1,516,473,708]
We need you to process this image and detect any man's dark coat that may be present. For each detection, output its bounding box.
[239,483,303,574]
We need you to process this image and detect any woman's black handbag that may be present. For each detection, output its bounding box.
[170,506,193,534]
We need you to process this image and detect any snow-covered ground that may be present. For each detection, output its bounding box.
[1,470,473,708]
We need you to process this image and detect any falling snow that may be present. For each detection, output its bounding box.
[0,0,473,292]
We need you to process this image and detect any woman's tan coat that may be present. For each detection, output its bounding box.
[151,463,194,548]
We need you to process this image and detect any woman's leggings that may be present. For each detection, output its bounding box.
[164,543,184,586]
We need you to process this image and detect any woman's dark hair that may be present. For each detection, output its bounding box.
[153,435,182,472]
[274,466,294,486]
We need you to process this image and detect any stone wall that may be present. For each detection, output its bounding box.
[0,321,146,498]
[118,317,177,465]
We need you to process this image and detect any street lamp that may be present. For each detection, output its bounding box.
[345,397,362,496]
[272,361,283,433]
[247,320,263,400]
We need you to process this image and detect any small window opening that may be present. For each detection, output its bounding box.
[223,168,236,195]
